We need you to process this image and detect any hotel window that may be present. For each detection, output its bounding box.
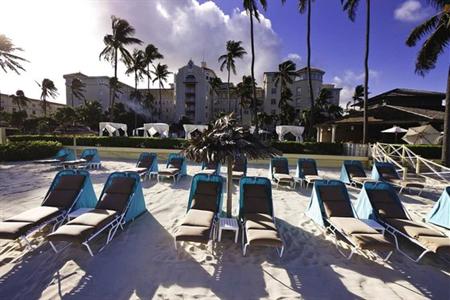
[296,87,301,96]
[271,98,276,105]
[271,87,277,94]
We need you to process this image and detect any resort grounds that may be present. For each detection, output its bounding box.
[0,160,449,299]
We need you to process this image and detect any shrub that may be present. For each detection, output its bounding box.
[405,145,442,159]
[8,135,73,145]
[0,141,62,161]
[272,141,343,155]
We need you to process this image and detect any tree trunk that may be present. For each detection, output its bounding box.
[306,0,314,140]
[110,48,118,122]
[134,72,138,131]
[71,92,74,107]
[159,86,162,121]
[226,156,233,217]
[249,9,259,133]
[442,65,450,166]
[43,98,47,117]
[227,69,231,112]
[363,0,371,144]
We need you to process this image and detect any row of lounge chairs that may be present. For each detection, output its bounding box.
[0,170,145,256]
[35,148,101,169]
[175,174,284,257]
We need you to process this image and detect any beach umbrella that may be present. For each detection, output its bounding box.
[381,125,407,143]
[402,125,441,145]
[183,113,280,217]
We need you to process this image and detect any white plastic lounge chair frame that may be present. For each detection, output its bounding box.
[157,170,180,183]
[49,190,135,257]
[241,216,285,258]
[324,220,393,261]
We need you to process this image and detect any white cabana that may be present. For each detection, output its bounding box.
[99,122,128,136]
[132,127,145,136]
[402,125,441,145]
[183,124,208,140]
[144,123,169,138]
[276,126,304,142]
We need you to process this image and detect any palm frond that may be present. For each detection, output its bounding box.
[406,14,440,47]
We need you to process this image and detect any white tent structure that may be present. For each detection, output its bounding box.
[99,122,128,136]
[132,127,145,136]
[276,126,304,142]
[250,126,271,135]
[402,125,441,145]
[183,124,208,140]
[144,123,169,138]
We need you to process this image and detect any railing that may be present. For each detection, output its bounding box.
[371,143,450,186]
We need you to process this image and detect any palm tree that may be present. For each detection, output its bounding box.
[0,34,28,74]
[406,1,450,165]
[126,49,147,128]
[243,0,267,132]
[70,78,86,106]
[219,40,247,112]
[346,84,365,111]
[142,91,155,120]
[99,15,142,119]
[235,75,254,121]
[36,79,58,117]
[183,113,280,217]
[295,0,316,138]
[152,63,170,121]
[209,77,223,120]
[341,0,371,144]
[10,90,28,111]
[274,60,297,125]
[143,44,163,90]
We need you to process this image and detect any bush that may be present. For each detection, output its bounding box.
[0,141,62,161]
[405,145,442,159]
[272,141,343,155]
[8,135,345,155]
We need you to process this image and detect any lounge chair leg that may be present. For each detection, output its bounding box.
[21,237,34,250]
[83,242,95,257]
[277,246,284,258]
[243,243,248,256]
[383,250,393,262]
[49,241,59,253]
[385,228,429,263]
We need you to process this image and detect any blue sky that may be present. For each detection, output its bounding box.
[210,0,448,99]
[0,0,447,105]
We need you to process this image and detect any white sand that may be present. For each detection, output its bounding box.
[0,160,449,299]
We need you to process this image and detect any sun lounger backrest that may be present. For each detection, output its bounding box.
[96,177,136,212]
[366,187,408,220]
[301,160,318,176]
[203,161,218,170]
[345,162,366,178]
[317,184,354,217]
[272,158,289,174]
[137,154,155,168]
[43,174,86,209]
[169,157,183,169]
[243,185,271,214]
[190,181,221,212]
[376,163,400,180]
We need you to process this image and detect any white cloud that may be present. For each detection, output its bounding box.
[394,0,432,22]
[0,0,283,104]
[284,53,302,64]
[332,70,380,106]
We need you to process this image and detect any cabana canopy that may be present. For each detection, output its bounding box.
[183,124,208,140]
[276,126,304,142]
[99,122,128,136]
[144,123,169,138]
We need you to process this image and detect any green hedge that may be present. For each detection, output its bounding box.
[405,145,442,159]
[0,141,62,161]
[8,135,345,155]
[272,142,344,155]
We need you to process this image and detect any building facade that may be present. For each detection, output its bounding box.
[262,67,341,117]
[0,93,65,117]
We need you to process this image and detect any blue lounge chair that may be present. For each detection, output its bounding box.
[296,158,323,188]
[200,160,221,175]
[306,180,393,260]
[48,171,145,256]
[426,187,450,230]
[34,148,76,165]
[239,177,284,257]
[62,148,102,169]
[270,157,295,189]
[0,170,97,251]
[158,153,187,183]
[339,160,372,187]
[372,162,424,195]
[175,174,224,247]
[355,181,450,262]
[128,152,158,180]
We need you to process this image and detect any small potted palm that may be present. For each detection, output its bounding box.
[183,113,280,217]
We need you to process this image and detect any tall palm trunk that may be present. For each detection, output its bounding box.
[249,9,259,133]
[226,156,233,217]
[227,69,231,112]
[71,92,74,107]
[134,72,138,130]
[442,65,450,166]
[43,97,47,117]
[363,0,370,144]
[306,0,314,139]
[159,86,162,121]
[110,48,118,121]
